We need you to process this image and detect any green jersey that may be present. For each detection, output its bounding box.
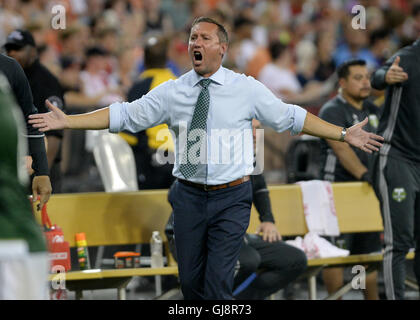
[0,73,46,253]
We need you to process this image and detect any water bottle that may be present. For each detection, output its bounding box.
[75,232,91,270]
[150,231,164,268]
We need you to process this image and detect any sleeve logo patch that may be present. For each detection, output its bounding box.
[392,188,406,202]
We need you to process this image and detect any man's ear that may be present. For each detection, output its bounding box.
[339,78,346,90]
[220,42,228,58]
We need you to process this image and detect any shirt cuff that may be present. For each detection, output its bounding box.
[109,102,122,133]
[290,105,307,135]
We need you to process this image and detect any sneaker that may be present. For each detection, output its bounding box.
[303,232,349,258]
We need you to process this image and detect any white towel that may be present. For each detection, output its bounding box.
[297,180,340,236]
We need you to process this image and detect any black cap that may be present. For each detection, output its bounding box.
[4,29,36,51]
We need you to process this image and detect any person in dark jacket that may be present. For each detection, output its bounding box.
[0,50,51,208]
[370,38,420,300]
[5,29,65,193]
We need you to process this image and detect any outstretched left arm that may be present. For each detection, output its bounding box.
[302,112,384,153]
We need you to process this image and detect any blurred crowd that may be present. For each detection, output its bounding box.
[1,0,420,186]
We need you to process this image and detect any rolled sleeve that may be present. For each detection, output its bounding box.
[109,101,123,133]
[290,105,307,135]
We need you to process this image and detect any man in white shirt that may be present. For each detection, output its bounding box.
[29,17,383,300]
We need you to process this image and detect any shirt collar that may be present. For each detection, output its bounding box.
[191,65,225,87]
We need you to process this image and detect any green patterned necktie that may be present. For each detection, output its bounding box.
[180,78,212,179]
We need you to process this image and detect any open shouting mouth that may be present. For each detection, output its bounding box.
[193,50,203,66]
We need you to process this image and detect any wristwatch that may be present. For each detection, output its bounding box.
[339,127,347,142]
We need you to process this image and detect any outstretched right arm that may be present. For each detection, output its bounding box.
[29,99,110,131]
[29,80,172,133]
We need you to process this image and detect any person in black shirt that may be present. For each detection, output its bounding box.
[370,37,420,300]
[319,59,382,300]
[319,60,381,183]
[5,29,65,193]
[0,50,51,209]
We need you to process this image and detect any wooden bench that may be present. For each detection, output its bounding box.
[41,182,414,300]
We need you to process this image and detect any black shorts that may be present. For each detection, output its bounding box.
[325,232,382,255]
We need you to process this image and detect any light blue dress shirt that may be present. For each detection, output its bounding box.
[109,66,307,185]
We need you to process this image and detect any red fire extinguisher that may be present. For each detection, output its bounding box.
[40,201,71,272]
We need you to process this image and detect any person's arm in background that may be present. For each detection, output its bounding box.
[326,140,369,181]
[251,174,282,243]
[371,55,408,90]
[283,73,338,107]
[9,57,51,208]
[25,135,48,175]
[319,106,370,182]
[64,88,122,109]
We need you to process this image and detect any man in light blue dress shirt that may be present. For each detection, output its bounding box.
[30,17,383,300]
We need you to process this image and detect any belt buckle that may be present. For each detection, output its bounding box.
[204,184,209,191]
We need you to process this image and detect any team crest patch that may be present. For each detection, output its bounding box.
[392,188,406,202]
[369,114,379,129]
